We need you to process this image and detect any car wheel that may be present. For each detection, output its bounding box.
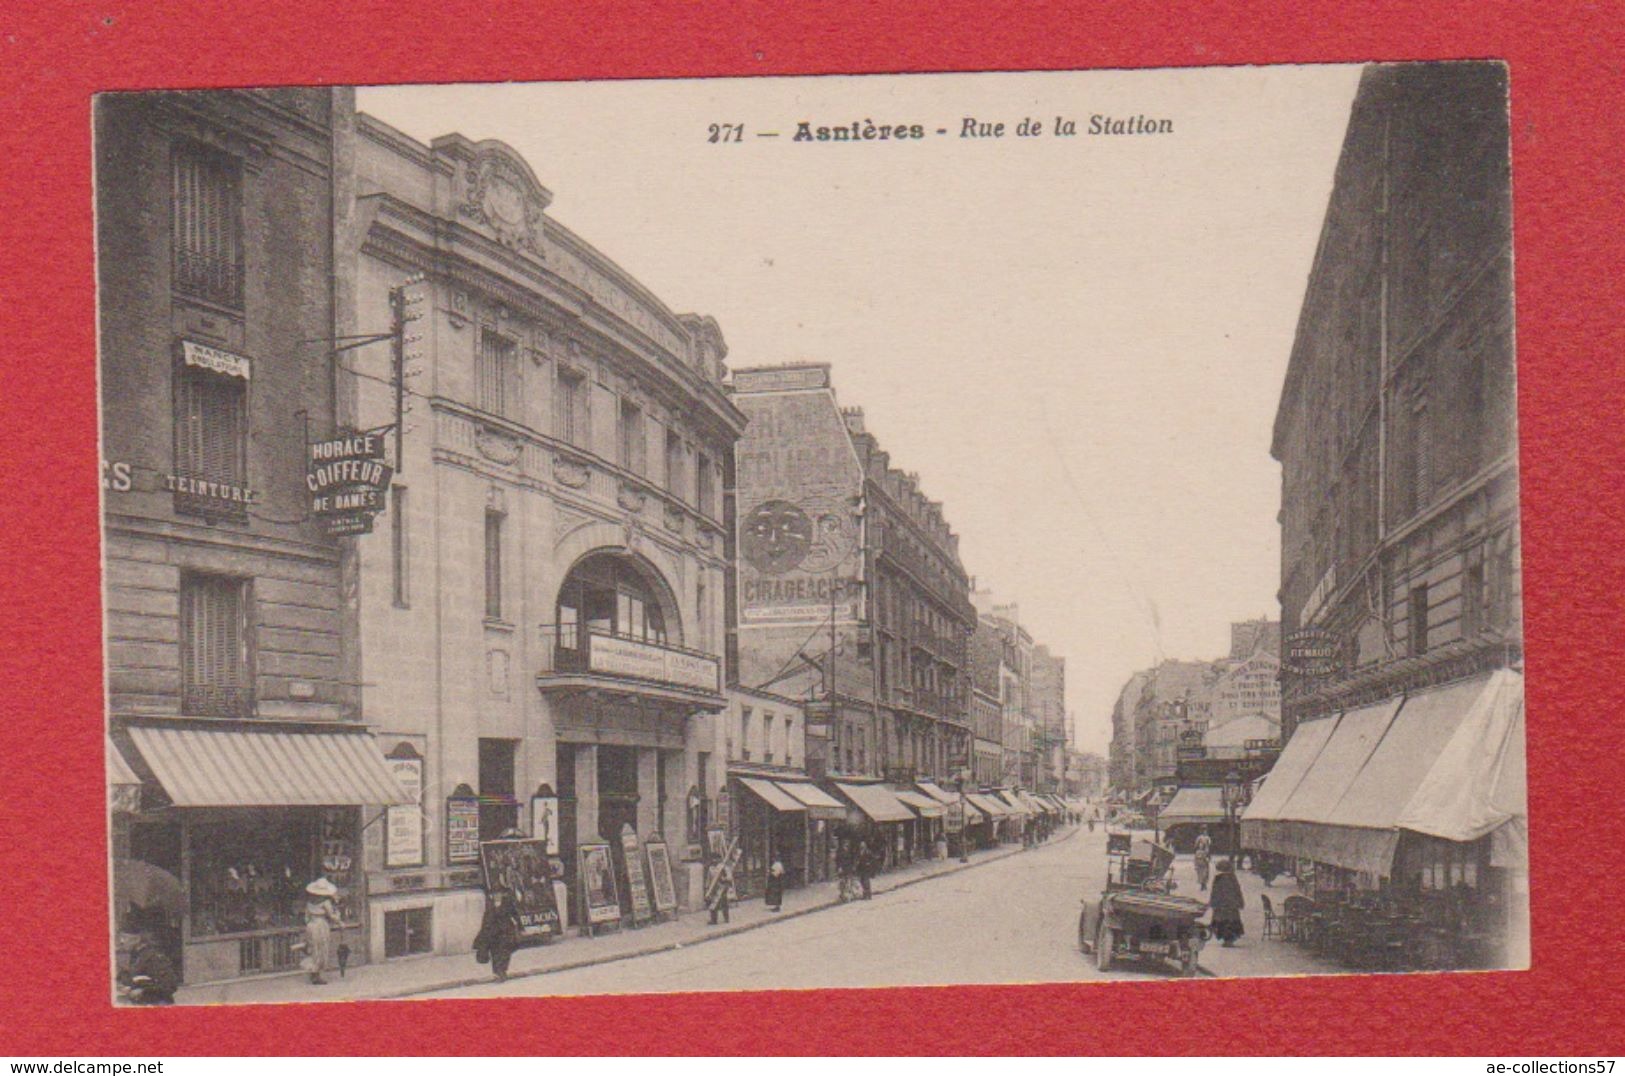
[1096,923,1115,972]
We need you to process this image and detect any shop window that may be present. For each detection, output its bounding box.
[173,363,248,522]
[556,366,589,447]
[180,572,251,717]
[477,329,521,422]
[172,141,243,307]
[384,907,434,958]
[188,808,356,938]
[1462,554,1487,636]
[484,510,504,621]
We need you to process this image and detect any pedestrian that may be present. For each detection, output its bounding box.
[301,877,342,985]
[116,930,179,1005]
[856,838,876,900]
[764,857,786,912]
[1194,826,1213,891]
[1209,858,1246,947]
[473,888,523,981]
[706,855,735,925]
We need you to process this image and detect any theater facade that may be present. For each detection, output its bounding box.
[341,115,745,959]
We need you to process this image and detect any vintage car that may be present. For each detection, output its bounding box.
[1079,832,1209,976]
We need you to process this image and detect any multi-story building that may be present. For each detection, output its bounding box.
[1030,644,1067,793]
[1246,63,1526,967]
[729,365,975,786]
[340,116,746,956]
[98,88,415,987]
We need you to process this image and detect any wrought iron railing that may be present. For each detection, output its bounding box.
[174,249,243,308]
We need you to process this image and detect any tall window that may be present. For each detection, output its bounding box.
[477,330,520,421]
[784,718,794,768]
[618,398,645,474]
[665,429,684,497]
[173,365,248,520]
[477,738,519,841]
[1408,584,1430,657]
[172,142,243,307]
[696,452,713,516]
[484,511,504,620]
[180,573,250,717]
[556,366,588,447]
[740,707,753,762]
[763,712,775,765]
[1462,554,1487,637]
[1413,400,1432,512]
[391,486,409,607]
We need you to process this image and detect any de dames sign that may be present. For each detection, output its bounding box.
[308,431,393,537]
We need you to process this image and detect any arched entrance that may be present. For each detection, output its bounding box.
[553,550,684,665]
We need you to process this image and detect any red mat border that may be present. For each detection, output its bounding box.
[1,0,1621,1056]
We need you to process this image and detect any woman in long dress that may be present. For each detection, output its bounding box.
[1208,859,1246,947]
[303,878,342,985]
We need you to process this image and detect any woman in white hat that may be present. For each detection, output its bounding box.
[302,878,341,985]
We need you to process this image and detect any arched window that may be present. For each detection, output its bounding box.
[555,553,674,653]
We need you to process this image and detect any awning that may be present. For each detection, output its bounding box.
[915,781,957,806]
[108,737,143,814]
[736,776,805,814]
[1244,671,1518,876]
[125,724,413,807]
[832,781,916,824]
[997,791,1030,816]
[1020,792,1053,814]
[961,796,989,823]
[775,779,847,821]
[1397,669,1526,865]
[1240,711,1340,851]
[967,792,1012,818]
[893,789,945,818]
[1157,786,1227,828]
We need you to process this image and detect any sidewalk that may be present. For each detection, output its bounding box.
[176,830,1070,1005]
[1163,854,1341,979]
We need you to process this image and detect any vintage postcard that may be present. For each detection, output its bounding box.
[98,62,1524,1005]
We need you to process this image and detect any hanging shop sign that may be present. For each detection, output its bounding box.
[480,837,562,939]
[385,744,425,869]
[645,840,679,915]
[308,430,394,537]
[619,825,654,925]
[1283,627,1346,680]
[446,787,481,865]
[577,843,623,927]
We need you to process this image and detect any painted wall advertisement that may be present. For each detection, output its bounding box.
[734,384,865,626]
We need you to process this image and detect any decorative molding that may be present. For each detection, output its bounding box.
[617,483,648,513]
[487,649,510,696]
[553,454,591,489]
[663,503,686,535]
[554,504,600,547]
[475,426,523,466]
[487,484,507,514]
[459,150,547,255]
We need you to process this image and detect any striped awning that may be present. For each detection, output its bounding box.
[775,780,847,820]
[126,724,412,807]
[894,789,945,818]
[967,792,1012,818]
[914,781,957,806]
[736,776,805,813]
[833,781,916,824]
[108,738,140,787]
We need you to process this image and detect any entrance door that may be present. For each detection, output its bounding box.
[597,746,640,916]
[557,744,577,890]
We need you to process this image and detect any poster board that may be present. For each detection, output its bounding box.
[479,837,561,940]
[385,746,425,868]
[619,825,654,925]
[577,843,622,930]
[445,794,481,865]
[645,840,678,916]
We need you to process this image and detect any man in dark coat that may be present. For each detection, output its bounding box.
[117,932,179,1005]
[856,839,876,900]
[1208,858,1246,946]
[473,889,523,981]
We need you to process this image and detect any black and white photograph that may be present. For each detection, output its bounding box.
[99,61,1526,1006]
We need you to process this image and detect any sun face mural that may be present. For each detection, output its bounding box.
[741,499,815,576]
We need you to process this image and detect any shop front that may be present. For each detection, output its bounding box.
[828,780,917,869]
[110,721,412,985]
[1240,669,1527,969]
[893,788,946,859]
[729,774,807,898]
[775,778,847,882]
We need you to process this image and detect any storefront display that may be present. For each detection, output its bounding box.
[187,809,359,937]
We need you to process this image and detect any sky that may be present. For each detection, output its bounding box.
[359,64,1363,755]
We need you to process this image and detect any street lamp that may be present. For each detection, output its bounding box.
[1222,769,1243,858]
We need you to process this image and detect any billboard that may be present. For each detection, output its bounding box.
[734,379,865,626]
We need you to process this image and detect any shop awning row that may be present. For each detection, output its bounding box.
[1241,669,1526,875]
[124,723,414,808]
[892,789,945,818]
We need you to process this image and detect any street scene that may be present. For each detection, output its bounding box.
[98,61,1525,1006]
